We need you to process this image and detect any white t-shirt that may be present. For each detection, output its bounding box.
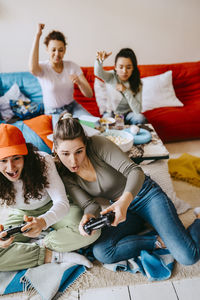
[10,152,70,229]
[37,60,82,111]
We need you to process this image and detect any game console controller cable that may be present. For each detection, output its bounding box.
[83,211,115,235]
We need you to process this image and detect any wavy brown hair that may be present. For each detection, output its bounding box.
[0,143,49,206]
[44,30,67,47]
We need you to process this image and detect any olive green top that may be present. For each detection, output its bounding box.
[62,135,145,215]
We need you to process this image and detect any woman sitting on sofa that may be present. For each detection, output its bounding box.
[94,48,146,125]
[0,124,99,271]
[29,23,93,128]
[53,112,200,265]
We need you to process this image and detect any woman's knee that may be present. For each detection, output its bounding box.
[93,243,115,264]
[174,248,199,266]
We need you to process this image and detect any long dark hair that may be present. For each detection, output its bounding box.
[53,112,89,178]
[115,48,141,94]
[0,143,49,206]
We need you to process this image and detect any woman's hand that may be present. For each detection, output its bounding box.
[69,74,81,85]
[21,215,46,238]
[0,224,14,248]
[101,192,133,226]
[37,23,45,36]
[96,51,112,63]
[79,213,96,236]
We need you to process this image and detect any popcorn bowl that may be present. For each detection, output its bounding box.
[101,129,134,152]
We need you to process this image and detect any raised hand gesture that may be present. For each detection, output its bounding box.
[37,23,45,36]
[96,51,112,63]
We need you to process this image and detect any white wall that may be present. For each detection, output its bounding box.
[0,0,199,72]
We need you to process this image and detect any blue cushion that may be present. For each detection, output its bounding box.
[0,72,42,104]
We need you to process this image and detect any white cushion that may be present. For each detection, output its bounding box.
[141,70,183,112]
[0,83,30,121]
[94,78,108,115]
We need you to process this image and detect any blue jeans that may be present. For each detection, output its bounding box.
[124,111,146,125]
[103,111,146,125]
[93,176,200,265]
[46,101,91,129]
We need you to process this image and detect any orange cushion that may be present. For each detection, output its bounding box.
[24,115,53,150]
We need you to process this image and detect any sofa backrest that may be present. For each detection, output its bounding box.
[139,61,200,104]
[78,62,200,112]
[0,71,43,103]
[74,67,101,116]
[1,61,199,118]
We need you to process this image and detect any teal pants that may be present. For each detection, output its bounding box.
[0,202,100,271]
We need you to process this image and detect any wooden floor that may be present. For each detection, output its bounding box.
[66,277,200,300]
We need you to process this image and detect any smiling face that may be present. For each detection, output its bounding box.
[0,155,24,182]
[115,57,134,82]
[56,137,87,173]
[47,39,66,65]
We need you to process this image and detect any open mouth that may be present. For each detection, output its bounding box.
[6,170,19,178]
[71,166,79,172]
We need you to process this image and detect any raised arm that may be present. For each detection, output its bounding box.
[29,23,44,76]
[94,51,114,83]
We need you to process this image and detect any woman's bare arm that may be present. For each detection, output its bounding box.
[29,23,44,76]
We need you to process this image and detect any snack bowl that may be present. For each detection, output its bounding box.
[101,129,134,152]
[99,117,116,126]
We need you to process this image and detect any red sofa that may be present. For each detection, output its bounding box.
[75,61,200,143]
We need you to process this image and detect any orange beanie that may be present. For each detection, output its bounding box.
[0,124,28,160]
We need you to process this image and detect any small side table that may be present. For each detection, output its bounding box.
[127,124,169,164]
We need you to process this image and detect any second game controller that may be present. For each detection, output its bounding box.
[83,211,115,235]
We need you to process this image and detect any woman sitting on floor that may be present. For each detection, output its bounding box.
[53,112,200,265]
[0,124,99,271]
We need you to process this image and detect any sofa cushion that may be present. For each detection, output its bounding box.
[74,67,101,117]
[141,70,183,112]
[0,72,43,104]
[24,114,53,150]
[13,120,52,154]
[144,99,200,142]
[139,61,200,104]
[0,84,17,120]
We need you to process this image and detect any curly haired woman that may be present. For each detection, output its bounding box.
[0,124,99,271]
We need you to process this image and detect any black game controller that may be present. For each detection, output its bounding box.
[1,222,29,240]
[83,211,115,235]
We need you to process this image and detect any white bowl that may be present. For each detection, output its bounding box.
[99,117,116,126]
[101,129,134,152]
